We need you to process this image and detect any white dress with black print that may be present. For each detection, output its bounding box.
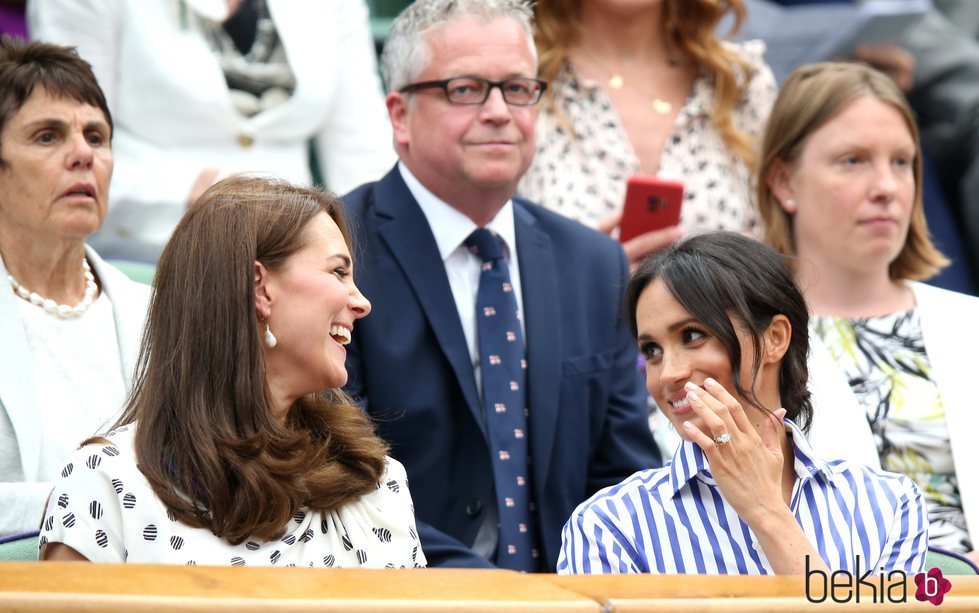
[38,425,426,567]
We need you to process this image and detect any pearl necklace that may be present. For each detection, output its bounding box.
[8,258,98,319]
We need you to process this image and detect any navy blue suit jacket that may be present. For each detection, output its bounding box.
[342,167,662,571]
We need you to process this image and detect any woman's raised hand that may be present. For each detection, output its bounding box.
[597,210,682,271]
[680,377,827,574]
[680,377,788,522]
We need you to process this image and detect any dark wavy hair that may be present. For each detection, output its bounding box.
[625,232,812,431]
[0,37,112,166]
[108,175,388,544]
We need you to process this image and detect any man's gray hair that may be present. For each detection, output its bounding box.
[380,0,536,93]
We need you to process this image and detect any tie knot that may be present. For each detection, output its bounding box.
[465,228,505,263]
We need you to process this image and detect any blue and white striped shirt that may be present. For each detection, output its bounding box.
[558,420,927,575]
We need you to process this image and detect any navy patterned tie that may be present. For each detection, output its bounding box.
[465,228,539,571]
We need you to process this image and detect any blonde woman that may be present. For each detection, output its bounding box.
[759,61,979,562]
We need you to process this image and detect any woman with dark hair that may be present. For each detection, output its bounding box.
[559,232,927,575]
[0,38,149,537]
[37,175,424,567]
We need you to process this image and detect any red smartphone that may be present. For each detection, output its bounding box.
[619,175,684,243]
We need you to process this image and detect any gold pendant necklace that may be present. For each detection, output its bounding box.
[651,98,672,115]
[605,73,672,115]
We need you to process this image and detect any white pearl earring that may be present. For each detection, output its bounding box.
[263,320,278,349]
[784,198,796,211]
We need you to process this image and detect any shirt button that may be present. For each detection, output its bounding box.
[237,133,254,148]
[466,498,483,518]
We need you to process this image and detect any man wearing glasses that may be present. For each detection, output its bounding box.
[342,0,660,572]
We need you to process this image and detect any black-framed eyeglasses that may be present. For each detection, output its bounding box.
[398,76,547,106]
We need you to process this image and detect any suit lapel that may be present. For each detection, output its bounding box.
[0,255,41,481]
[372,171,484,433]
[514,203,561,491]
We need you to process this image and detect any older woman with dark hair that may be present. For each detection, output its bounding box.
[559,232,927,575]
[38,176,424,567]
[0,38,150,537]
[759,61,979,561]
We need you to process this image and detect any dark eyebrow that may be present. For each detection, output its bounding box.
[636,317,701,342]
[24,118,110,132]
[24,118,68,131]
[667,317,701,332]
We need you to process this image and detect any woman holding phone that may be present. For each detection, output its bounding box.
[520,0,777,265]
[558,232,927,575]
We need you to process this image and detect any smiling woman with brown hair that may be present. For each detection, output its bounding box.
[0,38,150,538]
[38,176,425,567]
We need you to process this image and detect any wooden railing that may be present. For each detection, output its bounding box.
[1,563,977,612]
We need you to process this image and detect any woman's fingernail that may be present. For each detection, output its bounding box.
[682,421,694,430]
[686,389,699,402]
[684,381,697,391]
[704,377,717,387]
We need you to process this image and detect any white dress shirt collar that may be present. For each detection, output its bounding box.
[398,162,518,261]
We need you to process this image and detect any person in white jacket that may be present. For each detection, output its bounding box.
[759,61,979,562]
[28,0,395,261]
[0,39,150,537]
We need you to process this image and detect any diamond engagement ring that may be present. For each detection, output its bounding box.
[714,432,732,446]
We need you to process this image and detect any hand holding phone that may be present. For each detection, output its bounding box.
[619,175,684,243]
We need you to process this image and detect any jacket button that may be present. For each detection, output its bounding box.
[236,133,254,148]
[466,498,483,517]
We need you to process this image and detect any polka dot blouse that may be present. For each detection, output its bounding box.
[519,40,777,237]
[38,425,426,567]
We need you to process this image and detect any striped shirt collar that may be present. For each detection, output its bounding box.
[667,418,837,497]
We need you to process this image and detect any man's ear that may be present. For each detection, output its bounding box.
[762,314,792,365]
[387,91,411,149]
[767,159,797,214]
[254,261,273,320]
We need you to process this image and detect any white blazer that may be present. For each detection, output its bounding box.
[28,0,395,207]
[0,248,150,536]
[807,281,979,542]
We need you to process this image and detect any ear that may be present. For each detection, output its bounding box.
[761,314,792,366]
[254,261,273,320]
[766,159,797,214]
[387,91,411,149]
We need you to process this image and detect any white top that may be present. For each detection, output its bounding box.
[28,0,395,207]
[0,248,150,538]
[15,292,126,481]
[519,40,777,236]
[40,425,426,567]
[0,246,150,536]
[399,163,525,396]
